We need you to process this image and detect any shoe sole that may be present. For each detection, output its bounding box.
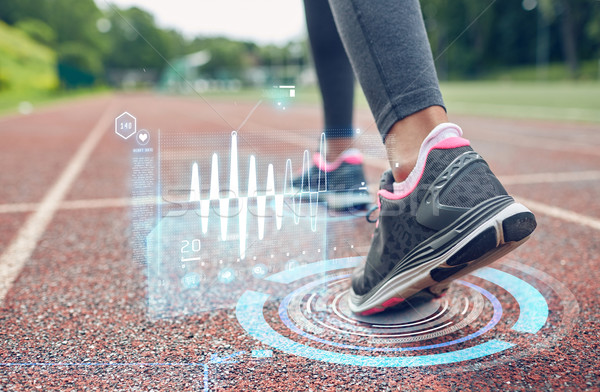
[322,190,372,211]
[348,200,536,315]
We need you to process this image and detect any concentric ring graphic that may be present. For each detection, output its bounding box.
[236,257,577,368]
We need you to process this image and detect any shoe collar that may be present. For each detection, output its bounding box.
[379,136,471,201]
[313,148,363,172]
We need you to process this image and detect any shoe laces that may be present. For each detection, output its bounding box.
[366,205,379,223]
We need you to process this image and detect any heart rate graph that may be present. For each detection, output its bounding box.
[147,130,332,315]
[187,131,327,260]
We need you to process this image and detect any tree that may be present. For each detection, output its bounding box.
[103,6,185,73]
[0,0,108,86]
[57,42,103,87]
[186,37,257,79]
[535,0,598,78]
[15,18,56,47]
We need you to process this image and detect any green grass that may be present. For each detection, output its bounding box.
[0,19,69,116]
[0,87,111,116]
[0,20,58,92]
[481,60,600,82]
[193,80,600,123]
[3,80,596,123]
[439,81,600,123]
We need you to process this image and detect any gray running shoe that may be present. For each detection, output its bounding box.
[349,138,536,315]
[294,149,371,210]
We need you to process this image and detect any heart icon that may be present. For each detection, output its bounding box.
[139,133,148,142]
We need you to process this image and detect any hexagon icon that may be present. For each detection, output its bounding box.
[115,112,137,139]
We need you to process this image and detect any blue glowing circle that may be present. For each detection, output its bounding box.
[276,274,503,352]
[251,264,269,279]
[181,272,202,289]
[235,257,549,367]
[284,260,300,271]
[218,268,236,284]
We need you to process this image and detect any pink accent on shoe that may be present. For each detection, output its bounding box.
[434,137,470,150]
[313,151,363,173]
[374,191,382,227]
[378,188,398,201]
[382,297,404,308]
[360,307,385,316]
[378,137,471,201]
[343,154,363,165]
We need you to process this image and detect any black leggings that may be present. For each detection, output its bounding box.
[304,0,445,141]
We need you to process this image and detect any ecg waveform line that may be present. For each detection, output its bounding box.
[188,132,327,259]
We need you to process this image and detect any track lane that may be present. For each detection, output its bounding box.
[0,93,599,391]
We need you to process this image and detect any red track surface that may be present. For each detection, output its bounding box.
[1,93,599,391]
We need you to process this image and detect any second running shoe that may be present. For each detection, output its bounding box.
[294,148,372,210]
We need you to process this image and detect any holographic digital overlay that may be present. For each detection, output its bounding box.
[185,131,327,259]
[130,124,372,317]
[124,111,578,370]
[264,85,296,111]
[237,258,579,370]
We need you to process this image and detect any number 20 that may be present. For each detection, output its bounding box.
[181,239,201,253]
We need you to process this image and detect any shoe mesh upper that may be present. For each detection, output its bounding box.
[439,164,507,208]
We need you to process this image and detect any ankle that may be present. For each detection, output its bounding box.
[385,106,448,182]
[391,123,464,196]
[326,137,354,161]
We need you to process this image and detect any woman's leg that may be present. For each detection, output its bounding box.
[300,0,371,210]
[323,0,537,315]
[327,0,447,180]
[303,0,355,160]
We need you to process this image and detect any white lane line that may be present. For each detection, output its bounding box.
[220,123,600,186]
[0,203,39,214]
[59,197,132,210]
[59,196,157,210]
[0,197,159,214]
[1,169,595,214]
[449,101,600,123]
[0,102,117,304]
[516,196,600,232]
[499,170,600,185]
[472,131,600,157]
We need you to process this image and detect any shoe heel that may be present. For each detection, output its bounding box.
[502,211,537,242]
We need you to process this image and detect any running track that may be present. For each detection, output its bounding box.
[1,93,599,390]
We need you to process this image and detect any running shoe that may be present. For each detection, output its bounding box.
[294,148,372,210]
[349,123,537,315]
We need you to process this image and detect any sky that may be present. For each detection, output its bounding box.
[96,0,307,45]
